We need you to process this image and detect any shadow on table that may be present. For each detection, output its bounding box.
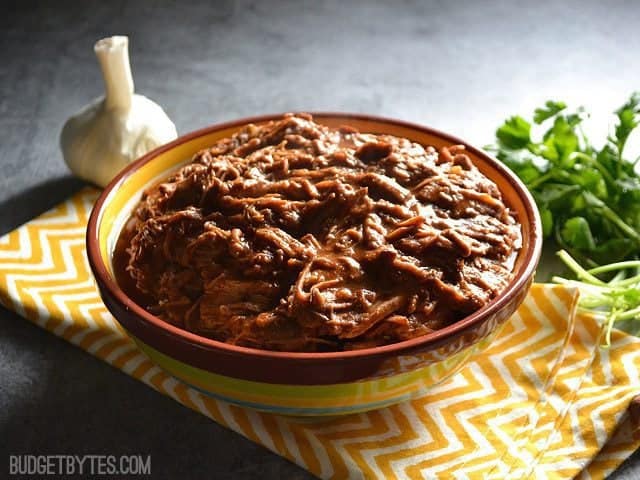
[0,176,89,236]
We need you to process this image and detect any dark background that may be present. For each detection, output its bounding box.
[1,1,638,478]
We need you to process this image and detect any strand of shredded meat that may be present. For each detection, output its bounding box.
[115,113,521,352]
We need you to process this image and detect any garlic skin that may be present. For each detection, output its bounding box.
[61,36,177,187]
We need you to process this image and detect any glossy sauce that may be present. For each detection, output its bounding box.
[113,114,521,352]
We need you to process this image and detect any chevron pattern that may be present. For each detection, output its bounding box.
[1,187,639,480]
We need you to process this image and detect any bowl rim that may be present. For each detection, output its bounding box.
[86,112,542,362]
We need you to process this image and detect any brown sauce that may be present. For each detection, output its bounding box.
[113,114,521,352]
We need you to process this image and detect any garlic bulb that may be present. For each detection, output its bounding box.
[60,36,177,187]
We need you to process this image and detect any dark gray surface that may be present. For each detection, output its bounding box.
[1,0,639,478]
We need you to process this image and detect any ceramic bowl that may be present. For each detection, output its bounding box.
[87,113,542,415]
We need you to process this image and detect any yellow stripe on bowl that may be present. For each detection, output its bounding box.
[132,335,487,411]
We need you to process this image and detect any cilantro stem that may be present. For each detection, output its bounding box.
[526,171,554,190]
[570,152,617,186]
[577,124,591,152]
[605,311,617,346]
[582,192,640,244]
[587,260,640,275]
[554,249,640,347]
[556,250,607,285]
[614,306,640,322]
[598,204,640,244]
[586,257,640,287]
[607,275,640,288]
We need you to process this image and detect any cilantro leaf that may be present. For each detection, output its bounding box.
[492,93,640,267]
[496,116,531,149]
[539,208,553,238]
[614,91,640,156]
[533,100,566,124]
[560,216,596,251]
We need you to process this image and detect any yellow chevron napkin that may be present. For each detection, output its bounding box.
[1,187,639,480]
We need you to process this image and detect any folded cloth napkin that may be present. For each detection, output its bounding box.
[0,187,638,479]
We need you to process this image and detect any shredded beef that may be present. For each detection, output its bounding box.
[113,113,521,352]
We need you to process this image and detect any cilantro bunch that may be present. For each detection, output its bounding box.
[489,93,640,267]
